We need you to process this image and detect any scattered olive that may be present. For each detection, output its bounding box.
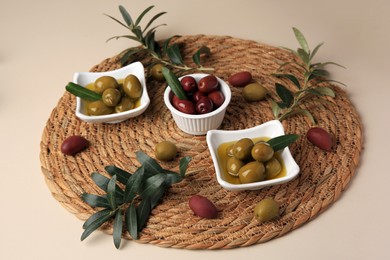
[155,140,178,161]
[94,76,119,94]
[233,138,254,161]
[306,127,333,151]
[123,74,143,100]
[189,195,218,219]
[61,135,89,155]
[226,157,245,177]
[102,88,121,107]
[254,198,280,223]
[251,142,274,162]
[228,71,253,87]
[150,63,165,81]
[242,82,267,102]
[265,157,282,179]
[238,161,265,184]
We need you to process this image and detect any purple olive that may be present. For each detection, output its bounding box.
[198,75,219,93]
[193,90,207,103]
[172,95,196,114]
[180,76,198,92]
[208,90,225,108]
[196,96,214,114]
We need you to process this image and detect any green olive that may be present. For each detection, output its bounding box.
[226,144,234,157]
[238,161,265,184]
[251,142,274,162]
[265,157,282,179]
[102,88,121,107]
[115,96,135,113]
[150,63,165,81]
[155,141,178,161]
[233,138,254,161]
[242,82,267,102]
[123,74,142,100]
[254,198,280,223]
[94,76,119,94]
[226,157,245,177]
[86,100,114,116]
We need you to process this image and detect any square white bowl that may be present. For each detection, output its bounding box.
[206,120,300,191]
[74,61,150,124]
[163,74,231,135]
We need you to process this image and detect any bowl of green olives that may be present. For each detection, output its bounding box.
[206,120,300,191]
[164,73,231,135]
[74,62,150,124]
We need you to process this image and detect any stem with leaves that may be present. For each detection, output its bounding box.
[106,5,213,72]
[80,151,191,249]
[271,27,346,124]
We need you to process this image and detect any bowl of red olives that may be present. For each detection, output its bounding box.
[163,74,231,135]
[74,62,150,124]
[206,120,300,191]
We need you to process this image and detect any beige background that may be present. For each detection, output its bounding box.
[1,0,389,259]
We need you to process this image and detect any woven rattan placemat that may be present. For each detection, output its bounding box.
[40,35,363,249]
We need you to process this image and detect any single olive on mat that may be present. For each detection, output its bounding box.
[242,82,267,102]
[155,140,178,161]
[61,135,90,155]
[228,71,253,87]
[189,195,218,219]
[306,127,333,151]
[254,198,280,223]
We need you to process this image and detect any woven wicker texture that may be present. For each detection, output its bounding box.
[40,35,363,249]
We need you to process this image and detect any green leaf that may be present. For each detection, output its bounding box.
[81,193,111,208]
[270,100,282,118]
[295,109,317,124]
[135,5,154,26]
[314,86,335,97]
[106,35,141,43]
[149,186,167,208]
[313,61,346,69]
[136,198,151,231]
[192,46,211,66]
[310,42,324,60]
[275,83,294,108]
[311,69,329,77]
[118,5,133,26]
[145,30,156,51]
[107,175,117,209]
[65,82,102,101]
[179,156,192,178]
[297,48,310,65]
[82,209,112,229]
[105,165,131,185]
[81,210,115,241]
[91,172,124,201]
[140,173,166,199]
[273,73,301,89]
[267,134,300,152]
[143,11,167,33]
[124,166,145,203]
[113,209,123,249]
[162,67,187,100]
[164,172,182,186]
[167,44,184,65]
[293,27,310,54]
[104,13,129,29]
[125,203,138,239]
[162,35,178,56]
[131,27,143,43]
[135,151,163,176]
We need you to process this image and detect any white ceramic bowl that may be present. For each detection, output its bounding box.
[74,62,150,124]
[206,120,300,191]
[164,74,231,135]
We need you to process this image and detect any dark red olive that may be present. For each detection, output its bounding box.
[208,90,225,108]
[61,135,90,155]
[180,76,198,92]
[172,96,196,114]
[193,91,207,103]
[198,75,219,93]
[196,96,214,114]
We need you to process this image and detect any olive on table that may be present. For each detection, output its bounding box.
[87,100,114,116]
[94,76,119,94]
[251,142,274,162]
[265,157,282,179]
[198,75,219,93]
[254,198,280,223]
[195,96,214,114]
[233,138,254,161]
[238,161,265,184]
[155,141,178,161]
[172,95,196,114]
[242,82,267,102]
[115,96,135,113]
[123,74,143,100]
[102,88,121,107]
[181,76,198,92]
[150,63,165,81]
[226,157,245,177]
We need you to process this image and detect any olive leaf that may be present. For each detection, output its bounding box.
[167,44,184,65]
[81,210,116,241]
[192,46,211,66]
[119,5,133,26]
[273,73,301,89]
[135,151,163,176]
[105,165,131,185]
[162,67,187,100]
[82,209,112,229]
[293,27,310,54]
[136,198,151,231]
[275,83,294,108]
[113,209,123,249]
[270,100,282,118]
[179,156,192,178]
[267,134,300,152]
[125,203,138,239]
[82,193,111,208]
[65,82,102,101]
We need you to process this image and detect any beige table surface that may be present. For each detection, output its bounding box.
[1,0,389,259]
